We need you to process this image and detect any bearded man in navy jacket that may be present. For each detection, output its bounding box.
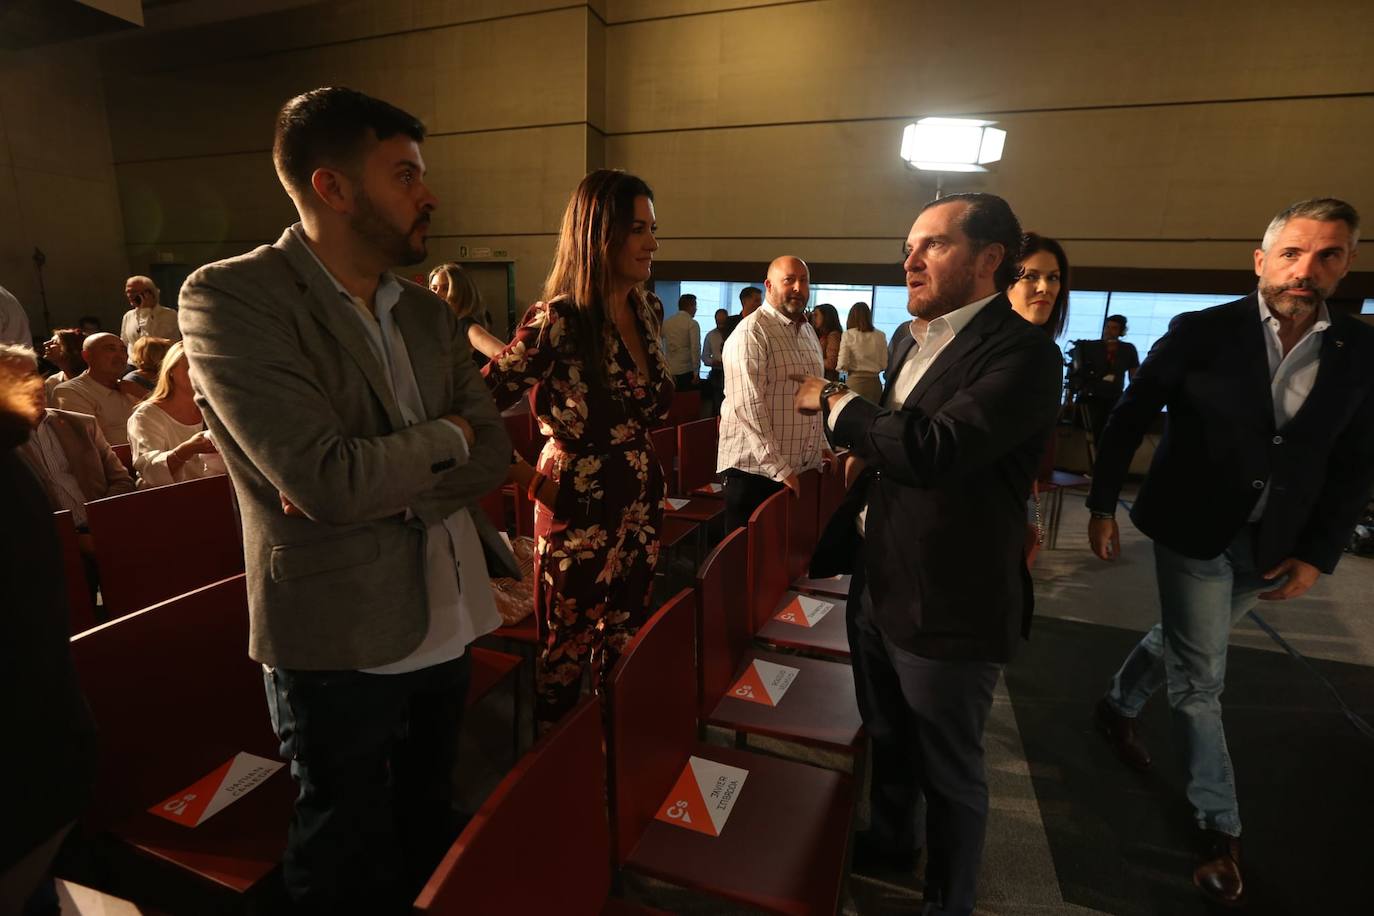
[1087,197,1374,908]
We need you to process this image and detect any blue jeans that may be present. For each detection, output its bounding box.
[1105,526,1271,837]
[264,655,471,914]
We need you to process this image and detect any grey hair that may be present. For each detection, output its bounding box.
[127,274,160,303]
[1261,198,1360,251]
[0,343,38,369]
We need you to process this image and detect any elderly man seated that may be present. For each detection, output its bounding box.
[5,344,135,530]
[52,332,138,446]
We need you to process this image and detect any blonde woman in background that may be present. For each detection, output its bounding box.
[837,301,887,402]
[120,335,173,401]
[428,262,507,362]
[126,341,224,488]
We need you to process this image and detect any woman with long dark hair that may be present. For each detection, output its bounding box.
[810,302,843,380]
[41,328,86,405]
[483,169,672,725]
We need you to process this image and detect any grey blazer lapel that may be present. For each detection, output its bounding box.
[272,228,407,431]
[392,287,450,419]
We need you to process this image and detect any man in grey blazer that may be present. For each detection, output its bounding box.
[179,88,514,914]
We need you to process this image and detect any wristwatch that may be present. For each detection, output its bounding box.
[818,380,849,404]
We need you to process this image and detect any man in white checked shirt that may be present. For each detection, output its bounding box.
[717,255,826,529]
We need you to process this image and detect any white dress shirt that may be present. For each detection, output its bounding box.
[829,293,999,533]
[1247,292,1330,522]
[120,305,182,349]
[127,400,227,488]
[662,309,701,377]
[718,302,825,481]
[52,372,137,446]
[293,227,500,674]
[702,327,725,368]
[837,328,888,375]
[0,285,31,346]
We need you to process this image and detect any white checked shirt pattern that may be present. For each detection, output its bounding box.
[718,302,825,481]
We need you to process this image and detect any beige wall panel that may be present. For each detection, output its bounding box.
[606,0,787,21]
[116,152,292,249]
[606,0,1374,133]
[425,234,557,319]
[0,47,118,178]
[609,96,1374,270]
[424,125,590,236]
[112,0,583,74]
[106,8,588,163]
[17,169,131,330]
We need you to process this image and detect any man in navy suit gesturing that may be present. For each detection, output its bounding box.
[1087,198,1374,908]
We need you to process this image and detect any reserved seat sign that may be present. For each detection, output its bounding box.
[655,756,749,837]
[728,659,800,706]
[149,752,284,827]
[774,593,833,627]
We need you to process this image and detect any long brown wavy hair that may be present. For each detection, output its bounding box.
[542,169,655,387]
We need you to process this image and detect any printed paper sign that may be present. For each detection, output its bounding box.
[666,497,691,510]
[728,659,800,707]
[774,593,834,628]
[149,752,284,828]
[654,756,749,837]
[706,483,723,493]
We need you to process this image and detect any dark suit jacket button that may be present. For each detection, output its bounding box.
[1272,435,1283,445]
[431,458,456,473]
[1252,479,1265,489]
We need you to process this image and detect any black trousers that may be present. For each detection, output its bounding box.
[673,371,697,391]
[722,468,784,531]
[848,573,1001,916]
[264,654,472,915]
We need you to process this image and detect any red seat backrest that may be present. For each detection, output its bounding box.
[110,442,134,477]
[817,450,848,533]
[85,474,243,619]
[747,490,791,632]
[648,426,677,494]
[677,417,719,494]
[696,527,750,713]
[512,480,535,539]
[668,389,701,426]
[52,510,97,634]
[69,574,269,828]
[477,487,506,531]
[786,468,822,581]
[416,696,611,914]
[608,588,698,864]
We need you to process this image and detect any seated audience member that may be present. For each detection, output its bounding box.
[10,345,135,517]
[428,262,507,362]
[127,342,224,488]
[41,328,87,404]
[52,332,137,445]
[0,282,31,346]
[120,335,173,401]
[119,275,181,349]
[836,301,887,402]
[0,344,98,916]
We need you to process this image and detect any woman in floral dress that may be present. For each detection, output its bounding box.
[484,169,672,725]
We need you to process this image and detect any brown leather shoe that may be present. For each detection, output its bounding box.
[1093,697,1152,771]
[1193,829,1244,907]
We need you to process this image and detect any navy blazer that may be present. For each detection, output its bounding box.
[816,295,1063,663]
[1087,293,1374,572]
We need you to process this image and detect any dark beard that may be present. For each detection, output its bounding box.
[907,265,977,320]
[351,190,427,267]
[1260,279,1325,319]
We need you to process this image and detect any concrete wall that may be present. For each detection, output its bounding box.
[0,43,129,335]
[14,0,1366,333]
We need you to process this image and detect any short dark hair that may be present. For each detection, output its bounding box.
[678,294,697,310]
[919,192,1023,289]
[1017,232,1072,339]
[739,286,762,303]
[1105,314,1127,329]
[273,87,426,196]
[715,308,728,318]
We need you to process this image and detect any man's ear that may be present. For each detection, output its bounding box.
[309,166,353,215]
[979,242,1005,281]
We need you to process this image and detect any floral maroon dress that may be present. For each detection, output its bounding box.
[483,295,673,722]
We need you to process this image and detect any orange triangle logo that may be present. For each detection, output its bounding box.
[775,595,813,628]
[149,757,233,826]
[728,662,774,706]
[655,760,717,836]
